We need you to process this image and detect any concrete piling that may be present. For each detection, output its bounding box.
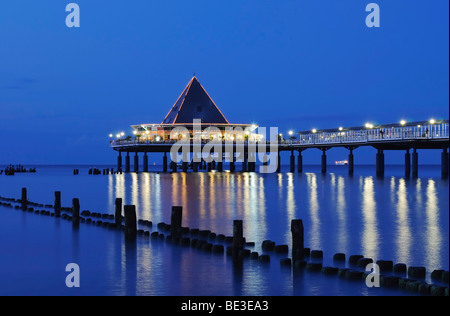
[117,152,122,171]
[405,149,411,178]
[348,148,354,175]
[376,149,385,178]
[412,148,418,178]
[134,152,139,173]
[297,151,303,173]
[321,149,327,174]
[125,152,131,173]
[163,152,168,173]
[442,147,449,179]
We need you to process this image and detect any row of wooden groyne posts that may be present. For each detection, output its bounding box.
[1,165,37,176]
[0,188,449,296]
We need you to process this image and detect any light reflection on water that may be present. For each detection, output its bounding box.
[102,169,449,273]
[0,165,448,295]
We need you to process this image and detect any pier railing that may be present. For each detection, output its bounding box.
[110,122,449,148]
[293,122,449,146]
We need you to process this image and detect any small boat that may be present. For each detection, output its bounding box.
[335,160,348,166]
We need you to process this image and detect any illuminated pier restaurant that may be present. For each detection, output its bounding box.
[111,76,449,177]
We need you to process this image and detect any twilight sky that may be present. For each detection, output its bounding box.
[0,0,448,165]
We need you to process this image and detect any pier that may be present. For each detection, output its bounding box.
[109,77,449,178]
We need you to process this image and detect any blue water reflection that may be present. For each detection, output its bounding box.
[0,165,448,295]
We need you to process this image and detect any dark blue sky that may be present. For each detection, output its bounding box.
[0,1,448,165]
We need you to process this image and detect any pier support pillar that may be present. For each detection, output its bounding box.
[248,152,255,172]
[230,154,235,172]
[171,206,183,239]
[290,151,295,173]
[297,151,303,173]
[412,148,418,178]
[54,191,61,217]
[134,152,139,173]
[405,149,411,179]
[442,148,449,179]
[217,161,223,172]
[143,152,148,172]
[125,152,130,173]
[376,149,385,178]
[171,161,177,172]
[321,149,327,174]
[163,152,168,173]
[242,152,248,172]
[232,220,244,264]
[21,188,27,210]
[182,161,188,173]
[193,161,199,172]
[348,149,354,176]
[124,205,137,239]
[115,198,122,225]
[117,152,122,171]
[276,152,281,173]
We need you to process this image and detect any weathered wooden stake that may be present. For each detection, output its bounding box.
[115,198,122,225]
[54,191,61,216]
[232,220,244,262]
[291,219,304,261]
[21,188,27,210]
[124,205,137,237]
[72,198,80,221]
[170,206,183,238]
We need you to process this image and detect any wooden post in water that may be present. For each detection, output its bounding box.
[21,188,27,210]
[117,152,122,171]
[405,149,411,179]
[170,206,183,238]
[376,149,385,178]
[72,198,80,220]
[291,219,304,261]
[54,191,61,217]
[115,198,122,225]
[124,205,137,238]
[232,220,244,263]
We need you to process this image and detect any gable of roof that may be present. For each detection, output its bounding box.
[161,77,229,125]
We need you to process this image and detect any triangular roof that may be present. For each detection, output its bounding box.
[161,77,229,125]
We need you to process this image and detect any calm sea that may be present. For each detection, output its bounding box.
[0,164,448,296]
